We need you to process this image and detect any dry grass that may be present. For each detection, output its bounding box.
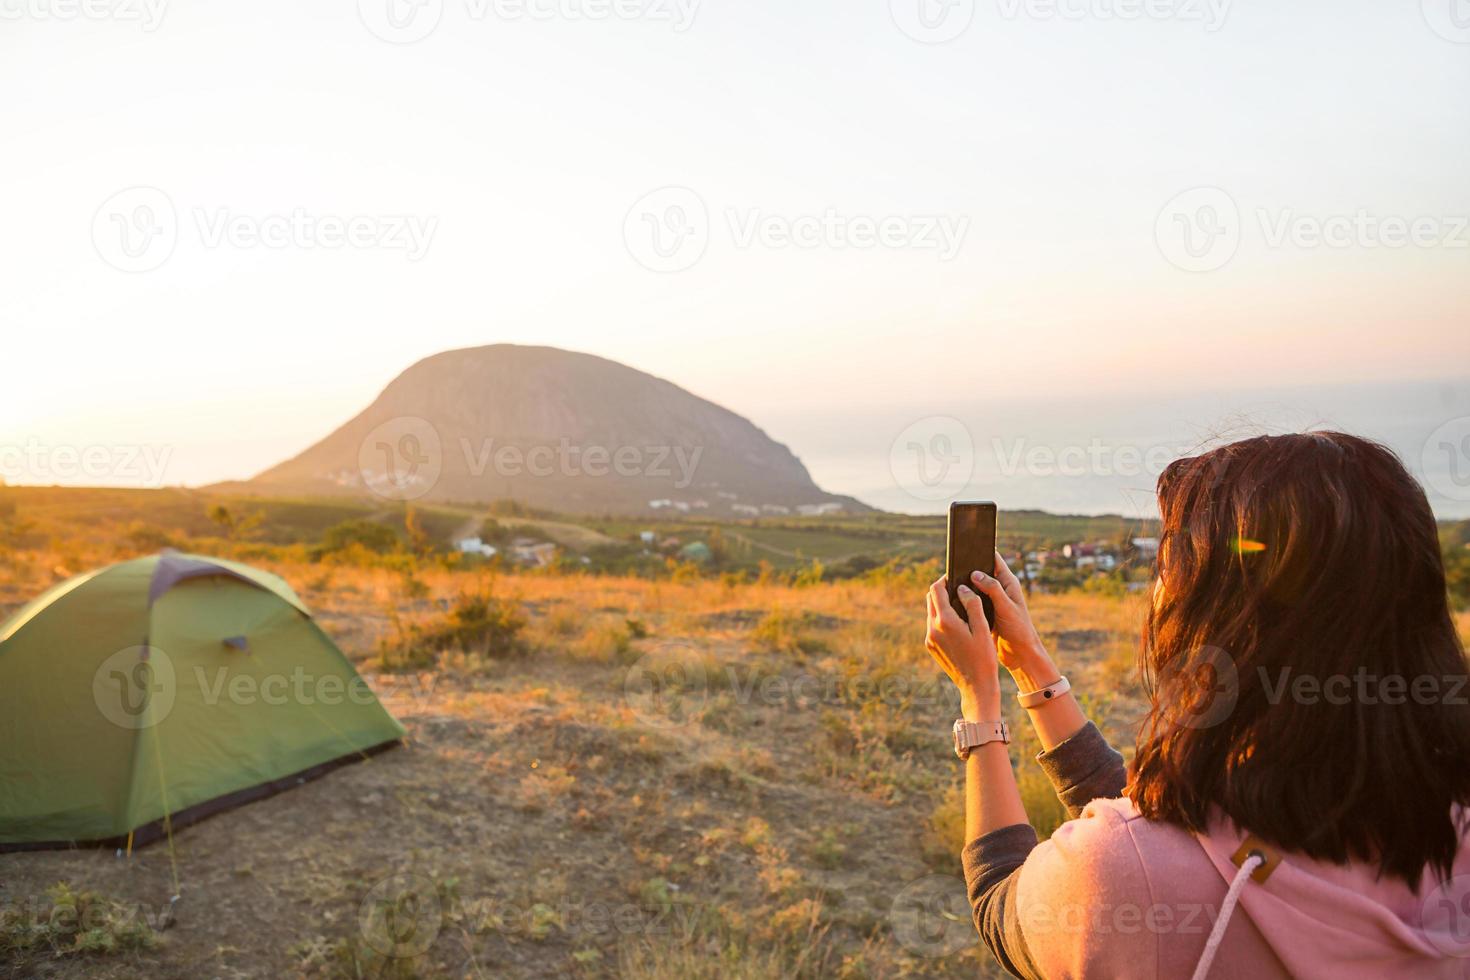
[2,536,1053,978]
[8,513,1462,979]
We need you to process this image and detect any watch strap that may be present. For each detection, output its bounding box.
[1017,675,1070,709]
[953,719,1010,759]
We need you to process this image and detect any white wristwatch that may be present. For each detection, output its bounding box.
[953,719,1010,760]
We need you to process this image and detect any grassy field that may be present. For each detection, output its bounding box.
[0,489,1466,979]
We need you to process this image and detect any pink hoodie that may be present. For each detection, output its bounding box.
[1013,797,1470,978]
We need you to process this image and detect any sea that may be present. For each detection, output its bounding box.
[765,378,1470,521]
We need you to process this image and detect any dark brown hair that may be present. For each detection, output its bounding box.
[1129,431,1470,887]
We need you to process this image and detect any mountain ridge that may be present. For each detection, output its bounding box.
[246,344,869,516]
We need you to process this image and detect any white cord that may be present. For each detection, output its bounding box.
[1189,853,1265,980]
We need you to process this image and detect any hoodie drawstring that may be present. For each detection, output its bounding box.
[1189,852,1265,980]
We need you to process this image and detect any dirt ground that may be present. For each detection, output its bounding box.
[1,569,1148,979]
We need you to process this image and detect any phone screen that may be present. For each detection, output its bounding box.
[946,501,997,627]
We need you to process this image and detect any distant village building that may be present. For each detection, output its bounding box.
[509,538,557,567]
[796,502,844,516]
[680,541,714,563]
[456,537,498,558]
[639,531,657,545]
[731,504,760,516]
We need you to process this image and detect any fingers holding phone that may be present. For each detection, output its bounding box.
[925,575,1000,702]
[968,565,1045,672]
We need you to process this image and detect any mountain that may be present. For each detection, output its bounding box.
[247,345,867,517]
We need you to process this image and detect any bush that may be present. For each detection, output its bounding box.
[319,520,400,557]
[124,521,178,553]
[378,589,527,670]
[1082,573,1127,599]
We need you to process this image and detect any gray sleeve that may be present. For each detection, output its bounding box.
[959,722,1128,977]
[962,824,1045,980]
[1035,720,1127,819]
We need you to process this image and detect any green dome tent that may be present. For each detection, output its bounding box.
[0,553,404,851]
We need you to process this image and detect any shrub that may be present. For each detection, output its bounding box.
[320,520,400,556]
[753,610,828,656]
[378,589,527,669]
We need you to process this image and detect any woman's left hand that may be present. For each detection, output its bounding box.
[926,576,1003,718]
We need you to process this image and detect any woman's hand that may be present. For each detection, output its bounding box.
[966,552,1061,695]
[926,576,1002,719]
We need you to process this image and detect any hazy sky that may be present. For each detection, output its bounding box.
[3,0,1469,514]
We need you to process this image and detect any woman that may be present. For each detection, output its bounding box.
[925,432,1470,978]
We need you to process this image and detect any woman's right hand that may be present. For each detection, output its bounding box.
[967,552,1052,678]
[971,553,1086,749]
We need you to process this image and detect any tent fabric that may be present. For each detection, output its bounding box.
[0,553,404,849]
[146,551,312,615]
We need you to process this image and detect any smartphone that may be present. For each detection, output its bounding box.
[946,501,997,628]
